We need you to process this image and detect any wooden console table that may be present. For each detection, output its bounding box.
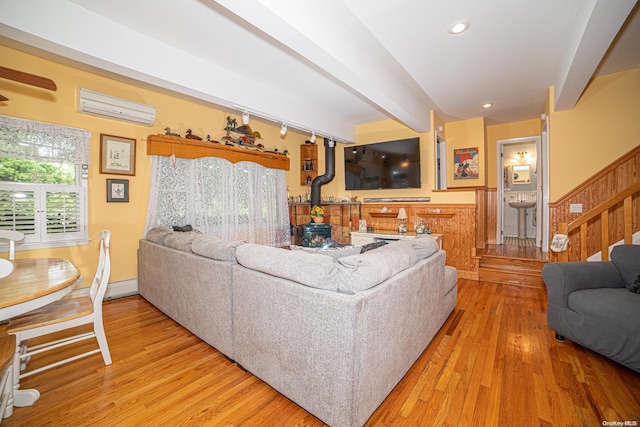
[350,231,443,249]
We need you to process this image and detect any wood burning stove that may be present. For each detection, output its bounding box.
[303,223,332,247]
[302,137,335,247]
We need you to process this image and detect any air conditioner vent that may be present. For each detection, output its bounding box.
[78,88,156,126]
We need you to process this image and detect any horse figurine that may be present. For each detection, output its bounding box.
[226,116,238,131]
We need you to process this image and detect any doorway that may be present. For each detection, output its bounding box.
[497,136,547,248]
[435,132,447,190]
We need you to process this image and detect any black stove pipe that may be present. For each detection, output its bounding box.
[310,137,335,207]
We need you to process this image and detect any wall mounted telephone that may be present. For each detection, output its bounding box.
[550,234,569,252]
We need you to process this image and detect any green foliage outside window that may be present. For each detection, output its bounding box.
[0,158,75,184]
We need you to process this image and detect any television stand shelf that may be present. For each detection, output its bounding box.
[368,212,399,218]
[350,231,442,249]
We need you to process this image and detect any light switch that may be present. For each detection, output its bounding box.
[569,203,583,213]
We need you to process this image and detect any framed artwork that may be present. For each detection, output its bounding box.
[106,179,129,202]
[100,134,136,176]
[453,147,479,180]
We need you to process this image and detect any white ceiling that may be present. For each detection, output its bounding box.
[1,0,638,143]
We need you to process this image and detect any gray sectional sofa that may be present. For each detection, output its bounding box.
[138,229,458,427]
[542,244,640,373]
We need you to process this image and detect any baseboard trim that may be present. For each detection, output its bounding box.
[73,278,139,300]
[106,279,139,299]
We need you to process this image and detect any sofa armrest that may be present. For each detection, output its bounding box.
[542,262,624,306]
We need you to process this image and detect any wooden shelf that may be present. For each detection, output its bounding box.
[368,212,399,218]
[147,134,290,171]
[417,213,455,218]
[300,143,318,185]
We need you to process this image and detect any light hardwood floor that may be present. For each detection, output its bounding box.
[3,279,639,426]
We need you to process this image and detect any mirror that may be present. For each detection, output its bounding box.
[513,165,531,184]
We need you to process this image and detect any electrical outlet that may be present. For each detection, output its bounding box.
[569,203,583,213]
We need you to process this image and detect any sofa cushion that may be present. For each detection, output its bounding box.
[290,244,362,260]
[235,243,339,291]
[163,231,201,252]
[192,235,245,263]
[146,227,172,244]
[336,239,417,294]
[611,244,640,289]
[410,234,441,260]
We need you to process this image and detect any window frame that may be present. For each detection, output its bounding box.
[0,165,90,252]
[0,115,92,253]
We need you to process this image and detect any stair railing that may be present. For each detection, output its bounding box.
[557,181,640,262]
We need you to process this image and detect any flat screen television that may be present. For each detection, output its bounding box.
[344,137,421,190]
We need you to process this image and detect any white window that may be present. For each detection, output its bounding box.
[0,115,91,251]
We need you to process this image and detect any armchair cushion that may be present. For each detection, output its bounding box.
[629,274,640,294]
[610,245,640,290]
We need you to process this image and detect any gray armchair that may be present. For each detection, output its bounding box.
[542,244,640,373]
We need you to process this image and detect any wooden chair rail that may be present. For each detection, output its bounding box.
[558,181,640,262]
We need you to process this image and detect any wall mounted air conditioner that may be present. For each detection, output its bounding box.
[78,88,156,126]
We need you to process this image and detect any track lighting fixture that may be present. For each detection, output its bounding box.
[232,105,341,143]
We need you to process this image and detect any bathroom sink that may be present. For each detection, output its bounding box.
[509,201,536,239]
[509,201,536,209]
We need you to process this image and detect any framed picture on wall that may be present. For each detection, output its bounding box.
[106,179,129,202]
[100,134,136,175]
[453,147,479,180]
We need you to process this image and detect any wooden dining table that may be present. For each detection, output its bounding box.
[0,258,80,321]
[0,257,80,412]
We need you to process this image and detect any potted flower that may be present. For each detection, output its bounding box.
[310,205,325,223]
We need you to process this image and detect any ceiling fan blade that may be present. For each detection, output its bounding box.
[0,66,57,91]
[0,94,8,102]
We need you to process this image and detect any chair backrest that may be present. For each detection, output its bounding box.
[0,259,14,279]
[0,230,24,260]
[89,230,111,313]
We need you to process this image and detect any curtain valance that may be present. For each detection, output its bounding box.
[0,114,91,165]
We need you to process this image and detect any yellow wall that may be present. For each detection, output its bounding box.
[1,45,305,284]
[485,118,541,188]
[549,68,640,200]
[338,118,475,204]
[3,44,638,282]
[443,117,486,187]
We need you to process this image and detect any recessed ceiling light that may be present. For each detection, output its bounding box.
[482,103,494,109]
[448,20,470,34]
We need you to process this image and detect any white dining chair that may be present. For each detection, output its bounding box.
[0,231,24,260]
[0,334,15,421]
[0,260,13,280]
[7,230,112,383]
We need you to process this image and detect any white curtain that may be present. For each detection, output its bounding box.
[0,114,91,165]
[144,155,291,247]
